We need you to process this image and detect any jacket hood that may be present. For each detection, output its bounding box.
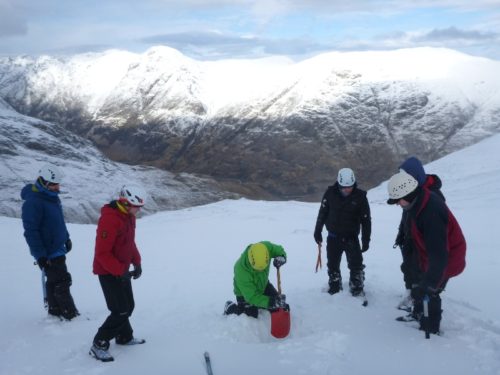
[21,184,36,200]
[425,174,442,190]
[399,157,426,186]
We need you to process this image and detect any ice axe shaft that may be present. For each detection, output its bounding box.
[423,295,430,339]
[41,268,48,310]
[270,267,290,339]
[315,243,322,273]
[277,267,282,293]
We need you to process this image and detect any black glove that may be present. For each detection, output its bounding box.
[118,269,132,281]
[65,239,72,253]
[361,240,369,253]
[393,231,404,249]
[411,283,438,301]
[314,231,323,244]
[131,264,142,279]
[37,257,48,270]
[268,294,286,310]
[273,256,286,269]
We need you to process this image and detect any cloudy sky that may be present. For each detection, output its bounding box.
[0,0,499,60]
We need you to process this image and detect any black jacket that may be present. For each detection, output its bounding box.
[314,183,371,246]
[395,174,445,248]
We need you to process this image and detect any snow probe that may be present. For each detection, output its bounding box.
[315,243,322,273]
[204,352,214,375]
[423,295,430,339]
[271,267,291,338]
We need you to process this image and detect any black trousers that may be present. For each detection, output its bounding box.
[326,235,364,276]
[44,256,78,318]
[93,275,135,348]
[233,282,279,318]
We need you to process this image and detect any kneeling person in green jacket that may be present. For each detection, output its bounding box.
[224,241,288,318]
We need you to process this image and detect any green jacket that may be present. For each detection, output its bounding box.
[233,241,287,309]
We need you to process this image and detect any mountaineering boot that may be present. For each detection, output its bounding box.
[328,271,342,295]
[89,340,114,362]
[349,270,365,296]
[224,301,238,315]
[116,337,146,345]
[397,289,413,312]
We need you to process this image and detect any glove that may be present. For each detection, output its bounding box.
[314,231,323,244]
[268,294,286,310]
[411,283,438,301]
[118,269,132,281]
[37,257,48,270]
[393,231,404,249]
[411,285,424,301]
[361,240,369,253]
[65,239,72,253]
[273,256,286,269]
[131,264,142,279]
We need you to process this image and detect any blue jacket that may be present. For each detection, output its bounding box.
[21,183,69,261]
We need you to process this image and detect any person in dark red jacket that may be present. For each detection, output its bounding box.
[392,157,446,311]
[387,170,466,334]
[89,185,147,362]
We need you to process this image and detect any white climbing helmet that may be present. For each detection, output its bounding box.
[119,185,146,207]
[387,170,418,201]
[337,168,356,187]
[38,164,64,184]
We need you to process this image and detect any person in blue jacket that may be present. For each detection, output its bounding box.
[21,164,78,320]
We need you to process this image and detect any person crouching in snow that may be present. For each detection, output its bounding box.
[224,241,288,318]
[89,185,146,362]
[387,170,466,335]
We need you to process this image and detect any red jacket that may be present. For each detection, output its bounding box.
[93,202,141,276]
[410,189,466,288]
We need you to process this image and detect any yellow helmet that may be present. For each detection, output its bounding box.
[247,243,269,271]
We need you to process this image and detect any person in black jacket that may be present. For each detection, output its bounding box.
[392,157,445,311]
[314,168,371,296]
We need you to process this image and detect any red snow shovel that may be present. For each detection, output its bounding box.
[270,267,291,338]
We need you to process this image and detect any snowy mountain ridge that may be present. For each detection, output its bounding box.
[1,46,500,199]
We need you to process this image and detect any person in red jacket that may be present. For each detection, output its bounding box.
[387,170,466,335]
[89,185,147,362]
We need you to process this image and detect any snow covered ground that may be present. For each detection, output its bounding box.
[1,135,500,375]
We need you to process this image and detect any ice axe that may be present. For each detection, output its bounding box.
[41,268,48,310]
[270,267,291,339]
[423,294,430,339]
[315,243,322,272]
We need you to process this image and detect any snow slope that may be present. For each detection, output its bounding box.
[1,134,499,374]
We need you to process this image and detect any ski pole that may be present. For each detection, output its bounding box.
[41,268,48,310]
[423,294,430,339]
[315,243,322,273]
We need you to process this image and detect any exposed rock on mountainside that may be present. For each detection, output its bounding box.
[1,47,499,199]
[0,98,236,223]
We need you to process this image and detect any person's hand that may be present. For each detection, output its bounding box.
[411,283,438,301]
[131,264,142,279]
[118,269,132,281]
[361,240,369,253]
[273,256,286,269]
[37,257,48,270]
[314,231,323,244]
[268,294,286,310]
[393,232,404,249]
[65,239,72,253]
